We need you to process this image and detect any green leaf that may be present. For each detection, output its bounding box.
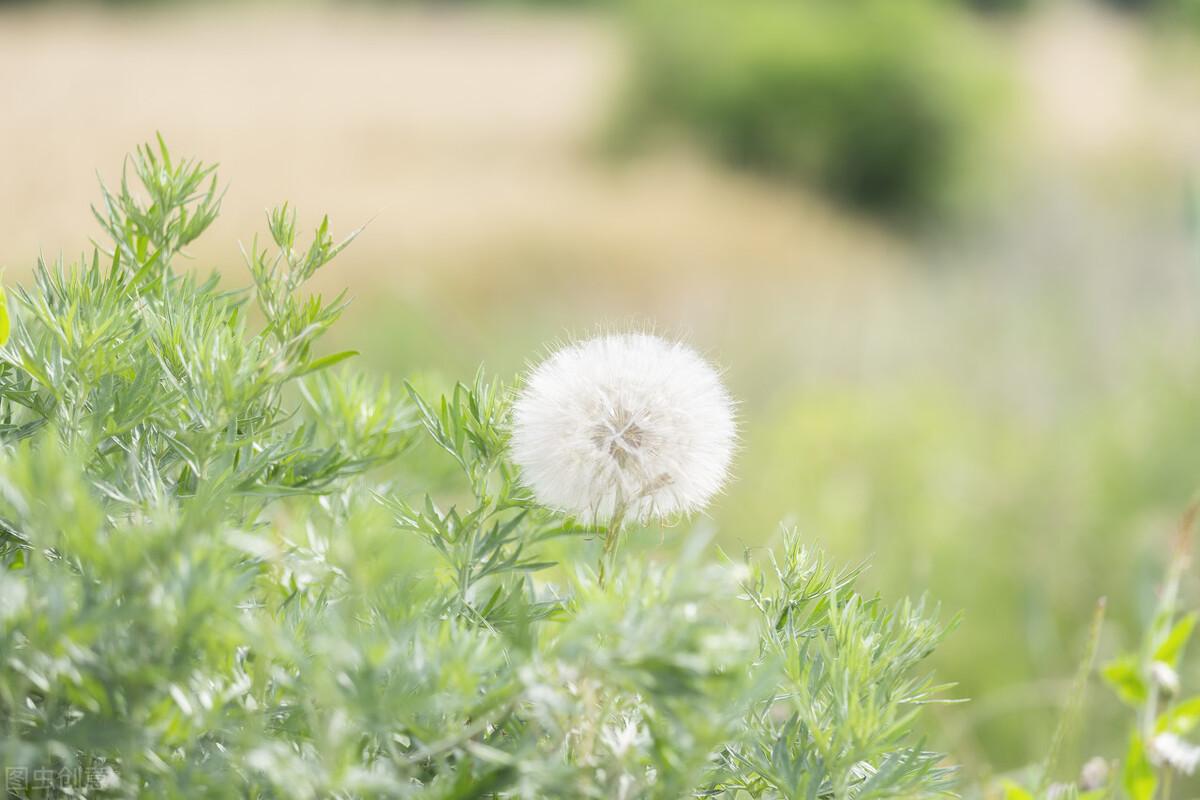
[0,286,10,347]
[1154,612,1197,668]
[1102,656,1148,707]
[1000,780,1034,800]
[293,350,359,378]
[1123,733,1157,800]
[1157,695,1200,735]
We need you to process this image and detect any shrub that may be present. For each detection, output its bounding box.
[0,141,955,797]
[958,0,1031,13]
[610,0,1002,219]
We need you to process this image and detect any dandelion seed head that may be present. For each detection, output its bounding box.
[511,333,736,524]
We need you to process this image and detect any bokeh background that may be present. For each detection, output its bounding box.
[4,0,1200,787]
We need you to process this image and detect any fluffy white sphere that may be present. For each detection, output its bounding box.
[511,333,735,524]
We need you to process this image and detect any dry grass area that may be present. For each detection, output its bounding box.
[0,3,902,298]
[2,1,1199,380]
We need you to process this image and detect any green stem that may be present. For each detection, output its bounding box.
[1142,532,1189,741]
[1038,597,1106,795]
[597,503,627,589]
[1140,506,1194,800]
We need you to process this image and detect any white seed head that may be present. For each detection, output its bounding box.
[1079,756,1109,791]
[511,333,736,524]
[1152,661,1181,695]
[1151,733,1200,775]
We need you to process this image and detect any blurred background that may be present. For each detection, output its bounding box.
[4,0,1200,787]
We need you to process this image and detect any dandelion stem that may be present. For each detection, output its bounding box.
[597,504,627,588]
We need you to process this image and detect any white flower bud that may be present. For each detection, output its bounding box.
[1079,756,1109,791]
[1152,661,1181,695]
[1151,733,1200,775]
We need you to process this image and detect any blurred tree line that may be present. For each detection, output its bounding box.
[3,0,1193,218]
[607,0,1002,221]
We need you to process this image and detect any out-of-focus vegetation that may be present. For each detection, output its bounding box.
[610,0,1003,218]
[963,0,1033,13]
[726,366,1200,775]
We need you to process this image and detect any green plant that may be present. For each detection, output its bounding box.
[985,508,1200,800]
[610,0,1001,219]
[959,0,1031,13]
[1097,510,1200,800]
[0,141,955,797]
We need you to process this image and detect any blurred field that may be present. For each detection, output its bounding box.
[6,0,1200,785]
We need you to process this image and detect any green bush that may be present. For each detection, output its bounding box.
[0,141,957,797]
[611,0,1001,218]
[959,0,1031,13]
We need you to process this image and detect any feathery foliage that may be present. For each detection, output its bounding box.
[0,140,953,798]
